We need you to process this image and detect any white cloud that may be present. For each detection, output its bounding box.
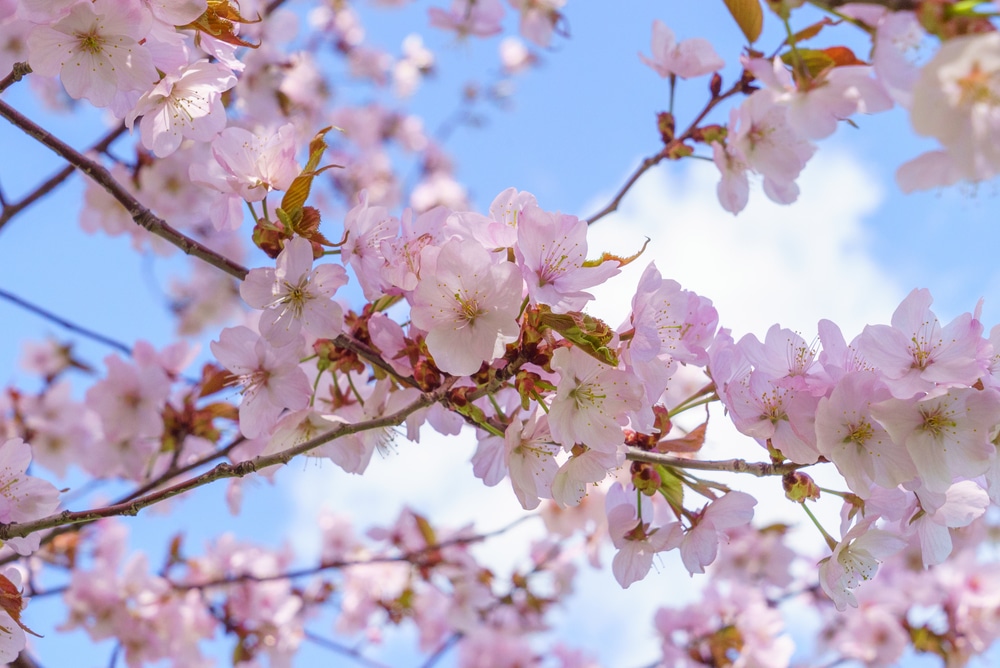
[584,148,905,339]
[285,148,900,664]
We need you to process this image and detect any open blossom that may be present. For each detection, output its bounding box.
[410,238,522,376]
[815,372,916,497]
[126,60,237,158]
[639,20,723,79]
[899,32,1000,190]
[0,439,61,555]
[428,0,504,38]
[210,124,300,202]
[27,0,157,110]
[672,492,757,575]
[515,205,619,313]
[858,288,987,399]
[547,346,643,453]
[871,388,1000,494]
[728,90,816,205]
[240,237,349,346]
[210,326,312,439]
[819,520,906,611]
[472,409,559,510]
[605,483,674,588]
[746,56,893,140]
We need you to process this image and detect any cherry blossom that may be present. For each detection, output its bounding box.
[0,438,60,555]
[26,0,157,110]
[819,520,907,611]
[210,326,312,438]
[640,20,724,79]
[409,238,522,376]
[547,346,643,453]
[901,32,1000,190]
[126,61,237,158]
[240,237,349,346]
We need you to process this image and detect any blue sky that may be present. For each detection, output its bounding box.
[1,1,1000,666]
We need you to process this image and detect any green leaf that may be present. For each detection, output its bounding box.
[279,126,341,226]
[535,306,618,366]
[722,0,763,43]
[657,465,684,515]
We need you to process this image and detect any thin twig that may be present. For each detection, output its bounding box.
[303,631,393,668]
[0,62,32,96]
[585,79,745,226]
[421,633,461,668]
[0,96,249,281]
[0,287,132,355]
[0,123,128,231]
[625,447,807,477]
[0,381,456,541]
[176,514,533,590]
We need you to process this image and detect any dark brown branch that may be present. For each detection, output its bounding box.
[0,287,132,355]
[0,381,455,541]
[585,79,745,226]
[0,62,32,96]
[0,123,128,231]
[0,99,249,281]
[626,447,807,477]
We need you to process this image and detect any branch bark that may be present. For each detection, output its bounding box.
[625,447,807,477]
[0,381,456,541]
[0,94,249,281]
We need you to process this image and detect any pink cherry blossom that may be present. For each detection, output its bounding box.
[605,483,674,588]
[815,372,916,496]
[711,140,751,214]
[909,482,989,567]
[428,0,504,38]
[210,326,312,438]
[746,56,893,140]
[472,409,559,510]
[341,191,400,300]
[640,20,724,79]
[126,60,237,158]
[0,438,60,555]
[858,288,987,399]
[672,491,757,575]
[240,237,349,346]
[819,520,907,611]
[871,388,1000,494]
[210,124,300,202]
[409,238,522,376]
[547,346,643,453]
[626,262,718,366]
[27,0,157,109]
[902,32,1000,189]
[515,205,619,313]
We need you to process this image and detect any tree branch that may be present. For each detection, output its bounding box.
[0,95,249,281]
[0,381,456,541]
[0,123,128,231]
[0,62,31,96]
[175,514,532,590]
[0,287,132,355]
[625,447,807,477]
[585,78,745,226]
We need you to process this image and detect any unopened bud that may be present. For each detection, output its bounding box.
[657,111,675,144]
[709,72,722,98]
[783,471,820,503]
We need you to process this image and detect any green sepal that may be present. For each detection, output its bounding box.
[534,306,618,366]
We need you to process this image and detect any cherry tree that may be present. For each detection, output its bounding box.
[1,0,1000,666]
